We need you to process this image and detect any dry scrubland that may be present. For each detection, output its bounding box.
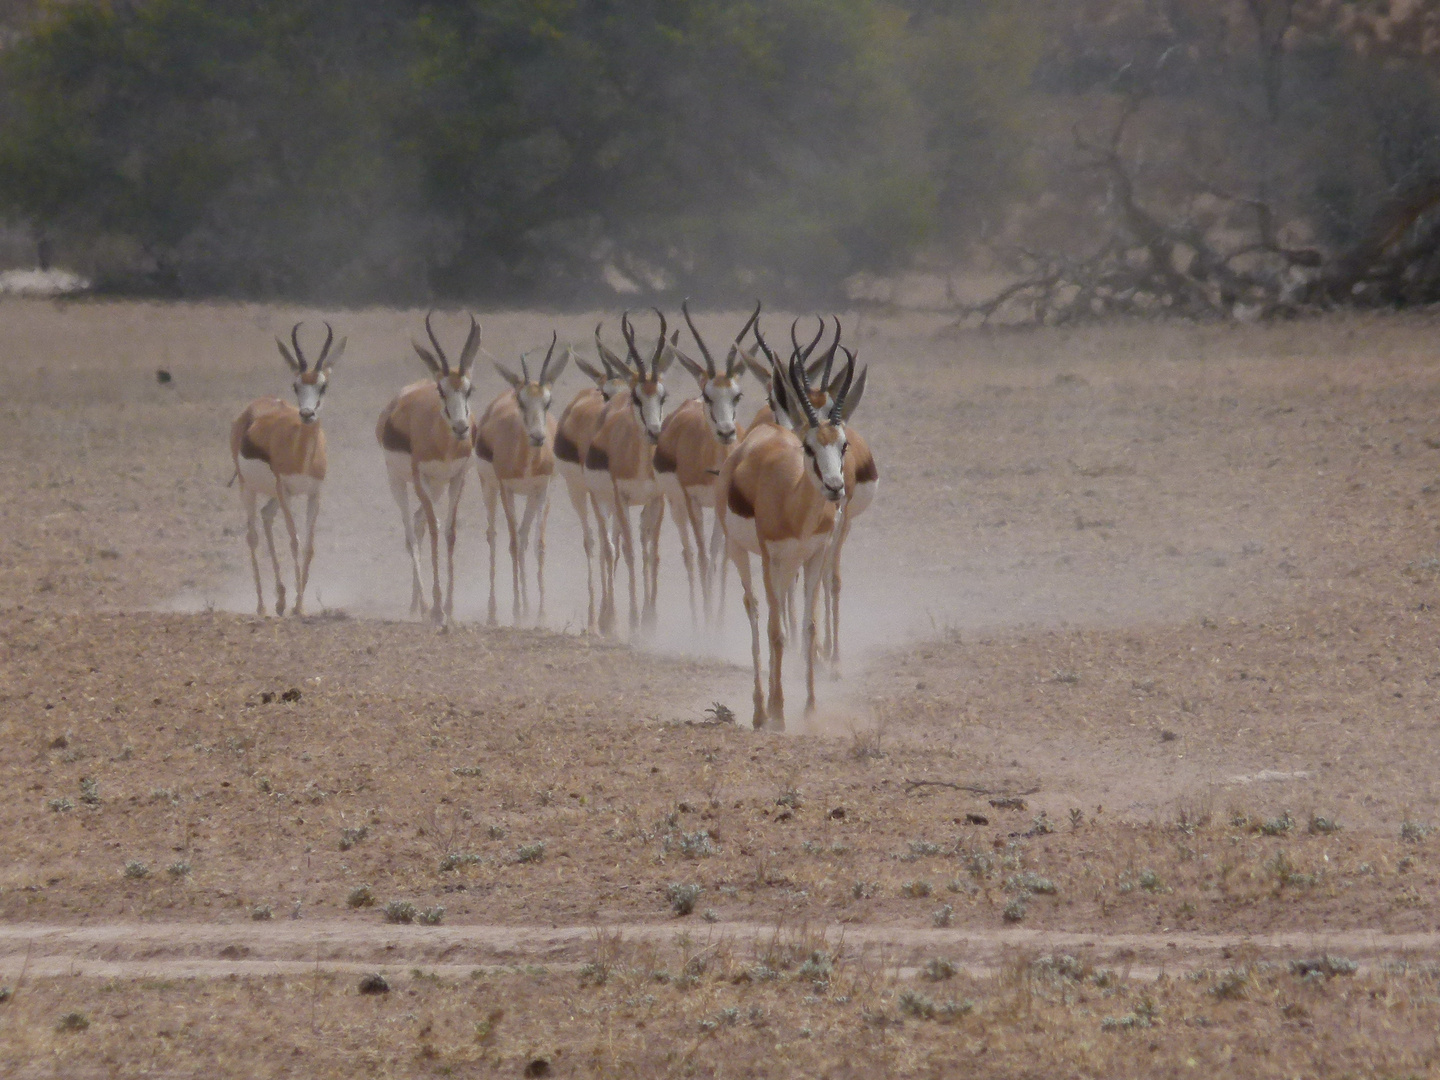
[3,300,1440,1075]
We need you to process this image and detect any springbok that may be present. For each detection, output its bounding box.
[655,300,760,625]
[751,320,877,672]
[376,312,480,627]
[554,326,634,632]
[718,350,865,729]
[474,333,570,626]
[231,322,345,617]
[584,310,673,636]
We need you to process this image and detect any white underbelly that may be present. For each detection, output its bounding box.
[387,451,467,493]
[556,458,585,493]
[685,482,717,509]
[238,458,321,499]
[764,534,830,568]
[502,474,551,498]
[721,509,760,555]
[614,477,656,507]
[655,472,684,506]
[849,478,877,519]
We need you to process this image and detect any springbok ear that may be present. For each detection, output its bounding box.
[740,347,769,384]
[412,341,443,376]
[655,348,675,377]
[492,360,524,389]
[277,337,302,373]
[575,356,605,385]
[543,347,571,387]
[839,365,868,422]
[458,316,482,375]
[669,344,706,386]
[322,337,347,371]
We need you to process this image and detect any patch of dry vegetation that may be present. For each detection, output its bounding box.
[2,936,1438,1078]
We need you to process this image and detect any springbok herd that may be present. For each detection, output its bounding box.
[229,305,877,728]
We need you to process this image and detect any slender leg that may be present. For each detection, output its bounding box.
[592,493,617,635]
[731,542,765,729]
[708,511,728,631]
[241,485,265,617]
[801,551,826,719]
[684,492,711,625]
[443,473,465,627]
[827,510,850,674]
[670,492,699,627]
[515,490,542,623]
[641,495,664,634]
[388,473,426,617]
[411,462,443,624]
[613,488,639,635]
[535,485,551,623]
[294,490,321,616]
[566,479,597,632]
[498,485,523,624]
[271,476,302,615]
[759,545,786,730]
[260,498,286,617]
[481,477,500,627]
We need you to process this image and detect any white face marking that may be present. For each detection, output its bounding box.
[517,384,552,446]
[294,373,327,423]
[631,381,667,443]
[701,378,742,444]
[439,376,473,437]
[802,425,848,502]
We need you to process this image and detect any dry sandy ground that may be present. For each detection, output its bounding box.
[3,299,1440,1075]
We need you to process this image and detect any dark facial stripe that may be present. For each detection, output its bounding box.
[654,445,677,473]
[585,444,609,471]
[727,484,754,519]
[380,419,411,454]
[239,432,270,463]
[553,429,581,464]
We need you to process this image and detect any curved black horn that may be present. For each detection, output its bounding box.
[538,331,558,383]
[317,321,335,366]
[290,322,307,372]
[830,346,857,421]
[649,307,668,380]
[682,298,716,378]
[802,315,825,361]
[789,354,821,430]
[620,310,641,365]
[819,316,841,387]
[753,320,779,365]
[425,310,450,375]
[725,300,762,375]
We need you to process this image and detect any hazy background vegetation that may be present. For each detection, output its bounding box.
[0,0,1434,311]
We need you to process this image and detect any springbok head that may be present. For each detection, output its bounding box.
[620,308,674,444]
[413,311,481,439]
[674,299,761,445]
[277,321,345,425]
[583,323,635,402]
[494,332,571,447]
[783,345,867,503]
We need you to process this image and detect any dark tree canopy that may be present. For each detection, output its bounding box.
[0,0,1034,304]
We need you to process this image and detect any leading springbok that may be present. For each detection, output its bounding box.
[231,322,345,617]
[655,300,759,626]
[376,313,480,627]
[474,333,570,626]
[718,350,866,729]
[554,325,633,633]
[751,320,877,672]
[584,311,673,636]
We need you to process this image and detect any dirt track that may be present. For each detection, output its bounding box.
[6,300,1440,1075]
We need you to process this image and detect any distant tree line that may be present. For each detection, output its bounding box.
[0,0,1436,314]
[0,0,1037,304]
